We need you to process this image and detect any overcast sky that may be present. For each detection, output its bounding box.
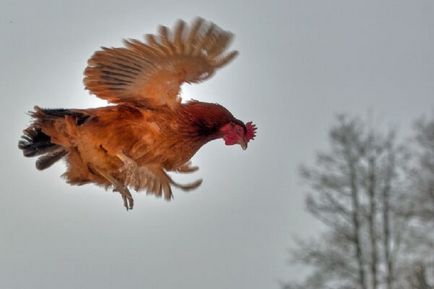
[1,1,433,289]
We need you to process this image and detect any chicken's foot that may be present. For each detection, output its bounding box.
[88,163,134,210]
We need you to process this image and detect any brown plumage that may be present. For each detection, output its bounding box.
[18,18,257,209]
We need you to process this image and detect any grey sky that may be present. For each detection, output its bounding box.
[1,0,433,288]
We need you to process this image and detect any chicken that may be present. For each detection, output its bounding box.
[18,18,257,210]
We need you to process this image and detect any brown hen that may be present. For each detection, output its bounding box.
[19,18,256,209]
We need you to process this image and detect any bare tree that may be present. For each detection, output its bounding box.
[411,117,434,224]
[401,117,434,287]
[284,115,410,289]
[381,141,395,289]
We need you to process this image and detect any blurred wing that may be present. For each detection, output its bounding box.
[128,165,202,200]
[84,18,238,108]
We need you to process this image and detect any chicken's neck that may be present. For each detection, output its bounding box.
[178,101,236,145]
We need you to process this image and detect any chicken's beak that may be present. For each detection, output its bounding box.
[240,140,248,150]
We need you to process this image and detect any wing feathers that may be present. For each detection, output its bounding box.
[173,20,186,54]
[213,50,239,68]
[84,18,238,107]
[145,34,168,55]
[123,162,202,201]
[185,18,204,54]
[208,33,233,58]
[192,23,216,55]
[158,25,175,55]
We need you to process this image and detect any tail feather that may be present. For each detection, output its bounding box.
[32,106,90,125]
[18,127,57,157]
[19,107,70,170]
[36,147,68,170]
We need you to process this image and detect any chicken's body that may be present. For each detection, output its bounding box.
[19,18,256,209]
[35,101,234,186]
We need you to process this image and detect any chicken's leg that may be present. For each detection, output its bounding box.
[88,163,134,210]
[117,152,139,186]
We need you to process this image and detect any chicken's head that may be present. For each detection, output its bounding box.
[220,120,257,150]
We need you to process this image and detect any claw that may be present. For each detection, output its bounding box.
[117,187,134,210]
[113,186,134,210]
[122,191,134,210]
[121,193,128,210]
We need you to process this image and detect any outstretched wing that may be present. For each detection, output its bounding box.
[84,18,238,108]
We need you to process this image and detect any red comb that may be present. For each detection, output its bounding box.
[245,122,257,141]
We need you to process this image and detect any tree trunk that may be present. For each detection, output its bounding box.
[368,157,379,289]
[383,150,394,289]
[349,157,368,289]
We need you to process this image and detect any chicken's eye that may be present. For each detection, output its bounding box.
[235,126,243,134]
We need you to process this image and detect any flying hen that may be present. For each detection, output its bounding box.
[19,18,257,210]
